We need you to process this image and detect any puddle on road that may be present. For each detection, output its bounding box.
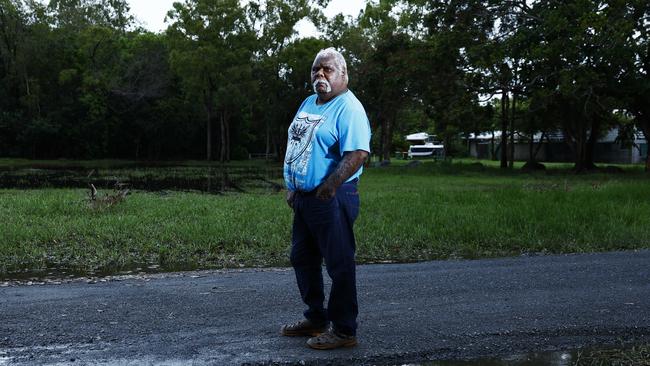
[402,349,598,365]
[2,261,202,283]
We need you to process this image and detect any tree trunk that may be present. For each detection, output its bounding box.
[380,114,392,161]
[490,131,495,160]
[533,132,546,161]
[528,133,534,163]
[500,89,509,168]
[383,113,394,161]
[627,111,650,172]
[265,120,271,160]
[584,118,599,171]
[219,111,226,163]
[225,111,230,162]
[637,121,649,172]
[444,134,451,159]
[509,92,516,168]
[204,90,213,161]
[573,124,588,172]
[377,113,384,161]
[275,130,283,163]
[468,132,473,156]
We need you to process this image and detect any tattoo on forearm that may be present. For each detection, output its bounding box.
[326,151,368,188]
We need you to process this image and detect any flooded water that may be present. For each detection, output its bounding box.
[0,165,284,194]
[404,348,618,365]
[414,352,572,365]
[2,260,209,284]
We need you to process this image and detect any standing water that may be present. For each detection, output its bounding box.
[0,165,284,194]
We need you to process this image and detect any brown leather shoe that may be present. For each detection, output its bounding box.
[280,319,328,337]
[306,329,357,350]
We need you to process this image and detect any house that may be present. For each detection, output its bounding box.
[466,128,647,164]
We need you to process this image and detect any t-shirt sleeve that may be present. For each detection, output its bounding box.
[338,103,371,155]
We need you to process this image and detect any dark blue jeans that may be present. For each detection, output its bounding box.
[290,181,360,336]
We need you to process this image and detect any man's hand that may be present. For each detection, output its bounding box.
[316,150,368,200]
[286,190,296,208]
[315,181,337,200]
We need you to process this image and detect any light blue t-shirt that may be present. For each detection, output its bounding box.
[284,90,371,192]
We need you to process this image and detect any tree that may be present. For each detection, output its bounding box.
[248,0,326,160]
[0,0,28,155]
[523,0,634,172]
[403,0,493,158]
[353,0,419,161]
[619,0,650,171]
[167,0,256,162]
[269,37,328,158]
[46,0,133,31]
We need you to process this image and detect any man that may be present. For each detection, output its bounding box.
[281,47,371,350]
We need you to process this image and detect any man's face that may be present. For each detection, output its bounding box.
[311,56,347,99]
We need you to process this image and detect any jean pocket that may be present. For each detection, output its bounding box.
[339,186,360,221]
[310,194,338,208]
[307,196,339,223]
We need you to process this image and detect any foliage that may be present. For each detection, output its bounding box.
[166,0,257,162]
[0,0,647,171]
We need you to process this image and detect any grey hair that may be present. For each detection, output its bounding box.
[314,47,348,83]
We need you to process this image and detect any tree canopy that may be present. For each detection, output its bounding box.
[0,0,647,170]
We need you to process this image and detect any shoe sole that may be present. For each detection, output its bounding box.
[281,329,326,337]
[307,339,357,350]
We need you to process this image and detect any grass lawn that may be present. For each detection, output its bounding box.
[573,344,650,366]
[1,159,649,276]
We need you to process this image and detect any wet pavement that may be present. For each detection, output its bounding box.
[412,349,582,365]
[1,250,649,365]
[2,263,189,284]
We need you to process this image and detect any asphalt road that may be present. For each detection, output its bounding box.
[1,250,649,365]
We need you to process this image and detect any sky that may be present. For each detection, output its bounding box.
[128,0,367,37]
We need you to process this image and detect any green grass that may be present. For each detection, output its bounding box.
[357,161,650,262]
[0,190,291,274]
[573,344,650,365]
[1,159,649,276]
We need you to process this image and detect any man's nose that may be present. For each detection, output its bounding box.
[314,67,324,77]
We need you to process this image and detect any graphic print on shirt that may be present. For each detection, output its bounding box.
[285,111,325,187]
